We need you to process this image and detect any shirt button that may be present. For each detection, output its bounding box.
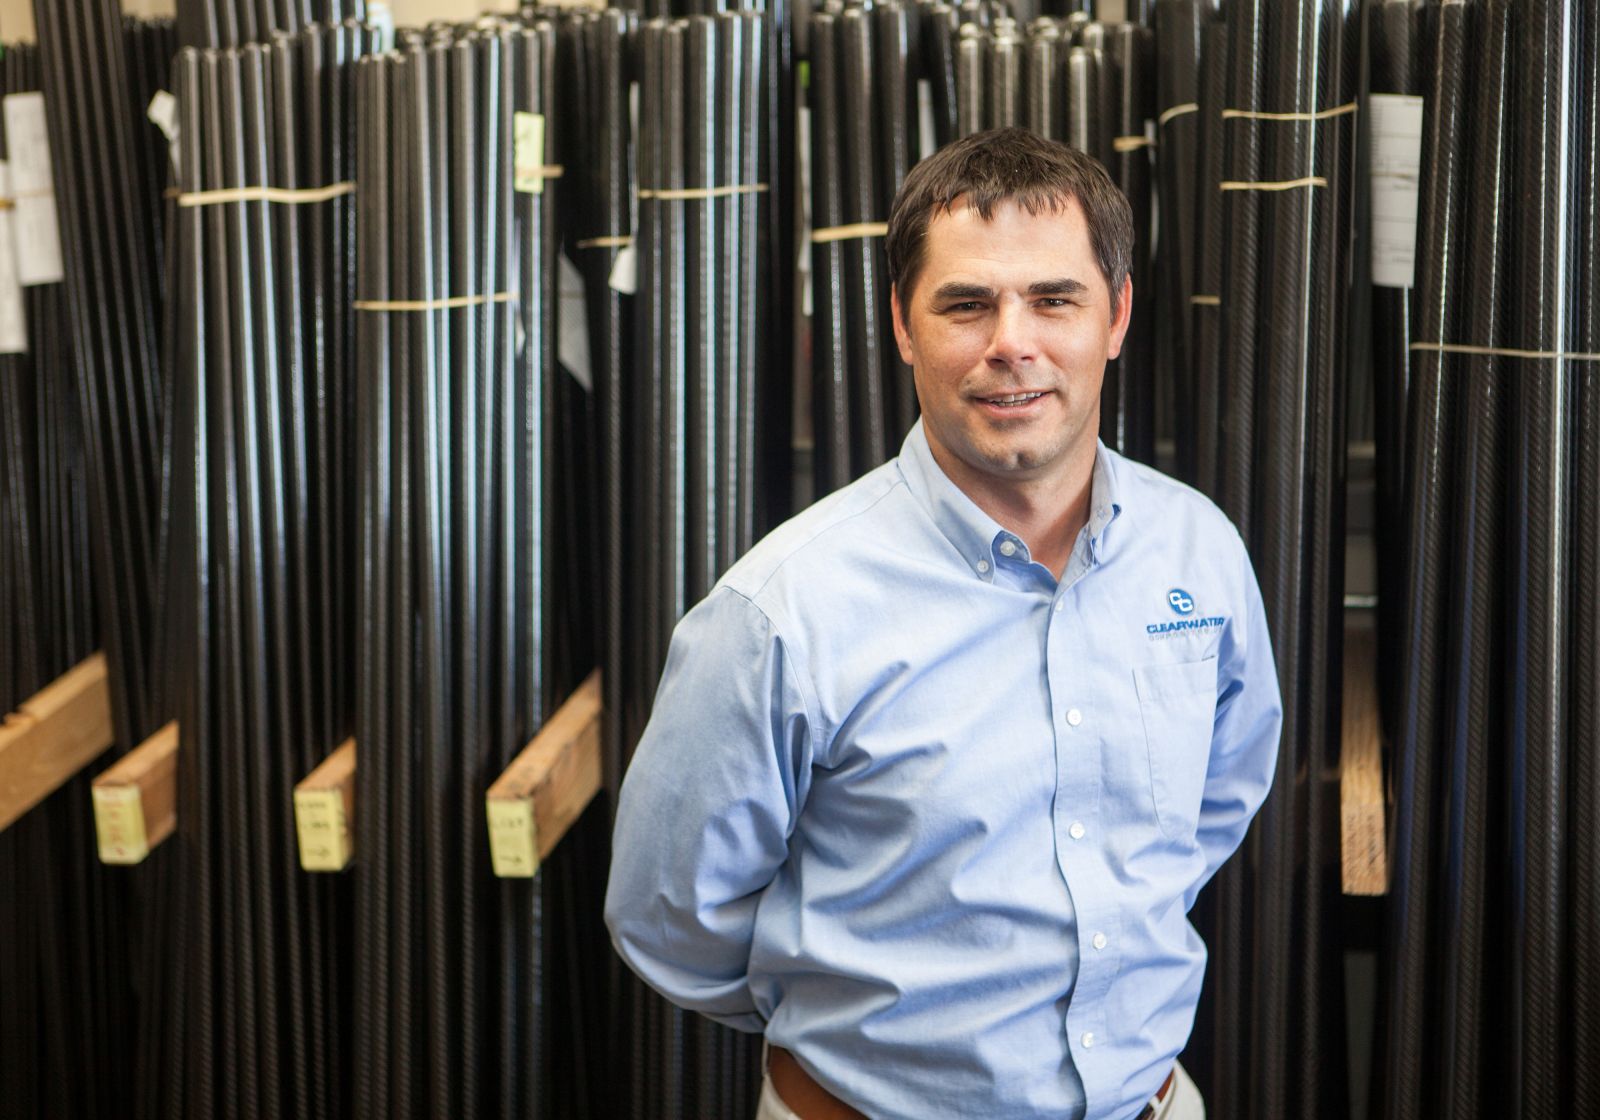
[999,540,1017,557]
[1054,600,1064,613]
[976,559,990,574]
[1092,932,1108,951]
[1066,708,1083,727]
[1069,821,1085,840]
[1081,1032,1096,1049]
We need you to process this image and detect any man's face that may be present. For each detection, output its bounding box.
[892,195,1131,500]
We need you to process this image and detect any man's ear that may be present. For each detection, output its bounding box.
[1106,275,1133,361]
[891,284,916,367]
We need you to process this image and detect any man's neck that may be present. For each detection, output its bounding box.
[928,440,1096,581]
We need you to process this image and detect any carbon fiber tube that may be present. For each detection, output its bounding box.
[1429,5,1511,1115]
[1190,15,1228,499]
[956,21,985,136]
[1024,19,1063,140]
[838,6,889,475]
[986,21,1022,128]
[1377,4,1472,1117]
[1152,0,1201,475]
[1104,22,1153,464]
[1507,0,1576,1109]
[1571,0,1600,1107]
[809,9,853,496]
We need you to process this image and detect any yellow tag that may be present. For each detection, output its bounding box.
[514,112,546,194]
[486,797,540,878]
[294,789,351,872]
[93,785,149,865]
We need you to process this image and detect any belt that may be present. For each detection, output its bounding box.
[1134,1069,1177,1120]
[768,1047,1177,1120]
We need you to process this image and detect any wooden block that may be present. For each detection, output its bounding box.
[294,738,357,872]
[92,720,178,865]
[1341,625,1387,896]
[0,653,116,833]
[486,670,602,878]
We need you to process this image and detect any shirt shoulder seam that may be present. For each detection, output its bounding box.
[714,585,831,765]
[731,473,909,603]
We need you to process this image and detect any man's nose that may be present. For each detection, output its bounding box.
[985,300,1037,368]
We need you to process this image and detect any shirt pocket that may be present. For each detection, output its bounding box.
[1132,657,1218,841]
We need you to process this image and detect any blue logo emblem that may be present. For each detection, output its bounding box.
[1167,589,1195,616]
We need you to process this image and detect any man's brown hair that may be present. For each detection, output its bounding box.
[885,127,1134,317]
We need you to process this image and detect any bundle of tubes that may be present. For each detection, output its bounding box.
[352,22,603,1117]
[611,14,778,1114]
[807,0,920,492]
[165,24,376,1118]
[175,0,367,50]
[0,41,121,1120]
[1378,0,1600,1115]
[32,0,171,760]
[29,2,183,1112]
[1169,1,1356,1117]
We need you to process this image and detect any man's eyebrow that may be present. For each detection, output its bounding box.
[930,282,997,302]
[1028,278,1089,296]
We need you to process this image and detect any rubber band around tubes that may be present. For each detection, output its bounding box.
[175,181,356,206]
[352,292,519,312]
[810,221,888,243]
[638,182,768,199]
[1409,341,1600,361]
[1220,101,1358,121]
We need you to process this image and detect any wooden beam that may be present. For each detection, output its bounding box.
[91,720,178,865]
[1341,625,1387,896]
[0,653,116,832]
[294,738,357,872]
[486,670,602,878]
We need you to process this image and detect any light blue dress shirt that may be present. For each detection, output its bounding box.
[606,421,1281,1120]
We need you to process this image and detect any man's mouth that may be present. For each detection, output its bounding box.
[977,391,1047,409]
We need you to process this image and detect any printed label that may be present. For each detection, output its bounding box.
[3,93,65,286]
[1369,93,1424,289]
[486,797,540,878]
[0,161,26,354]
[93,785,150,865]
[294,789,351,872]
[514,112,547,194]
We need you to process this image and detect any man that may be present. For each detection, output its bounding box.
[606,128,1281,1120]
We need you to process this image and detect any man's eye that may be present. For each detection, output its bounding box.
[946,301,984,313]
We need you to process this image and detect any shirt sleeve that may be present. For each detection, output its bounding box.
[605,586,819,1032]
[1184,535,1283,911]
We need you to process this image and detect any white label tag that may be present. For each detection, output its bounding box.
[368,0,396,49]
[608,241,638,295]
[1369,93,1424,289]
[0,162,27,354]
[514,112,547,194]
[4,93,65,286]
[797,105,813,318]
[146,90,181,176]
[557,251,593,390]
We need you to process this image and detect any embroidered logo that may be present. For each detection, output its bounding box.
[1146,588,1225,640]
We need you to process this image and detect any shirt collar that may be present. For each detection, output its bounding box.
[895,420,1125,580]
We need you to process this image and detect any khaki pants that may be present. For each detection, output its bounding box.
[754,1054,1206,1120]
